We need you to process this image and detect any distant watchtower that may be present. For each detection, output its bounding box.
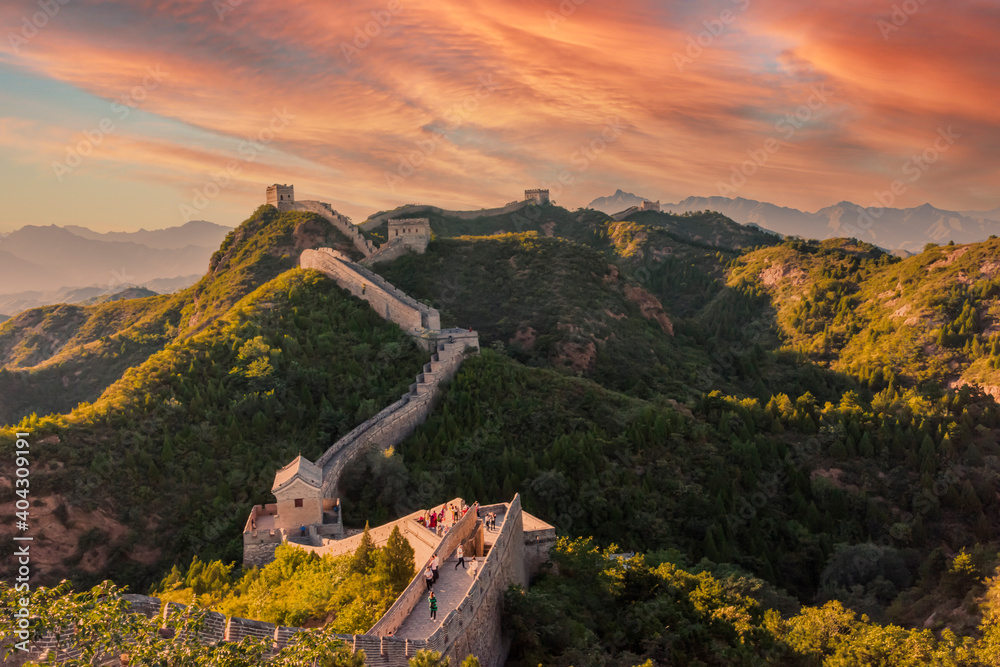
[387,218,431,252]
[524,189,550,205]
[266,184,295,212]
[639,200,661,212]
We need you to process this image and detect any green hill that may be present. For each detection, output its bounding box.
[727,237,1000,392]
[0,206,364,424]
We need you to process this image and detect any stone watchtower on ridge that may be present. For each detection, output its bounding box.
[387,218,431,253]
[524,188,550,205]
[266,184,295,212]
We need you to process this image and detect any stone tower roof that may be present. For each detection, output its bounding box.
[271,455,321,494]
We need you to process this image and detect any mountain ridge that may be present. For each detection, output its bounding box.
[586,193,1000,251]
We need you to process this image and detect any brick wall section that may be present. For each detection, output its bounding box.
[424,495,528,667]
[368,505,480,637]
[360,201,530,231]
[301,249,428,330]
[523,529,558,579]
[123,593,162,617]
[292,200,376,256]
[226,616,277,643]
[244,541,279,568]
[315,335,473,502]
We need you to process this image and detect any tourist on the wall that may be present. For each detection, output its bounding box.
[455,544,467,569]
[424,565,434,590]
[432,554,440,582]
[429,591,437,620]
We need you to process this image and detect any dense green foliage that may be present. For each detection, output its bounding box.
[377,233,700,397]
[154,528,414,631]
[346,350,1000,604]
[505,537,1000,666]
[0,580,368,666]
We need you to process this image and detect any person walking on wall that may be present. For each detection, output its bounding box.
[424,565,434,590]
[432,554,440,583]
[429,591,437,620]
[455,544,467,569]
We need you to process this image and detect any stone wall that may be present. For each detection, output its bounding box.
[360,201,530,231]
[293,200,377,257]
[315,335,472,503]
[243,541,279,568]
[424,495,528,667]
[368,504,480,637]
[362,239,421,265]
[300,248,438,331]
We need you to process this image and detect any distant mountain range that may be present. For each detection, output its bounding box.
[586,191,1000,253]
[0,220,231,316]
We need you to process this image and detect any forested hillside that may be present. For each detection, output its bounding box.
[0,206,364,422]
[4,201,1000,664]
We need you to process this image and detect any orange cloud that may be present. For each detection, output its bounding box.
[0,0,996,229]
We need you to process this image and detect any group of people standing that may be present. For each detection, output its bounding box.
[416,501,473,536]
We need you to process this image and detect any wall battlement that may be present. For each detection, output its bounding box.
[292,200,377,257]
[8,592,427,665]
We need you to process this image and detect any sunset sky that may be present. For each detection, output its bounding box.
[0,0,997,232]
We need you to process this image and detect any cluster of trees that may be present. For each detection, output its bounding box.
[505,537,1000,666]
[154,525,415,631]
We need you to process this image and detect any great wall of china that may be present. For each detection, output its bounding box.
[5,187,557,667]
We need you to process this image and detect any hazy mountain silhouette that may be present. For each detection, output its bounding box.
[587,193,1000,252]
[0,221,231,315]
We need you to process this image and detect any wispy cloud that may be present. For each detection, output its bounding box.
[0,0,996,231]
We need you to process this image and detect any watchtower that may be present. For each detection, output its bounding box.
[387,218,432,252]
[271,455,322,529]
[266,184,295,212]
[524,189,550,205]
[639,200,661,212]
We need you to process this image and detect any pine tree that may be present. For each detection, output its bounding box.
[351,523,376,575]
[376,526,416,593]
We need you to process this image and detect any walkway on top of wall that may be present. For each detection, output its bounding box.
[394,509,508,639]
